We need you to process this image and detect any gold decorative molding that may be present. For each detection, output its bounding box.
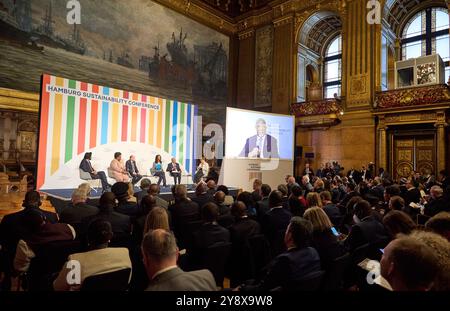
[383,112,438,124]
[238,29,255,40]
[273,14,294,28]
[0,88,39,113]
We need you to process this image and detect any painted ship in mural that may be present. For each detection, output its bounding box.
[0,0,86,54]
[139,28,228,98]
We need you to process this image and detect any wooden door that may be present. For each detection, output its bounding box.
[393,136,435,180]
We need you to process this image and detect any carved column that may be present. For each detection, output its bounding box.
[272,14,294,114]
[435,111,448,173]
[377,116,388,171]
[236,29,255,109]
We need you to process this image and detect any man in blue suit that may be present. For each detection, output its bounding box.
[239,118,279,159]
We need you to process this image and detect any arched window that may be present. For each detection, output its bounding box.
[401,7,450,82]
[323,35,342,99]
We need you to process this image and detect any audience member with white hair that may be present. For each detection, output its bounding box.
[59,188,99,225]
[424,185,450,217]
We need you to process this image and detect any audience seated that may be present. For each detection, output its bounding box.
[301,175,314,196]
[82,192,131,241]
[148,184,169,209]
[303,207,346,272]
[229,201,261,245]
[53,219,131,291]
[192,182,214,211]
[320,191,341,227]
[111,182,140,218]
[14,210,76,273]
[286,176,300,196]
[206,180,217,196]
[142,229,217,291]
[239,217,320,291]
[256,184,271,220]
[424,186,450,217]
[306,192,322,208]
[60,189,99,226]
[425,212,450,241]
[288,185,307,217]
[133,195,158,245]
[135,178,151,206]
[380,236,439,291]
[191,203,230,252]
[144,207,171,234]
[277,184,290,209]
[168,185,200,238]
[236,191,257,218]
[217,185,234,206]
[261,191,292,257]
[345,200,388,252]
[382,210,416,239]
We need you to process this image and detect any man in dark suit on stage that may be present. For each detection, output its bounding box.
[239,118,279,159]
[79,152,109,191]
[126,155,142,185]
[166,157,182,185]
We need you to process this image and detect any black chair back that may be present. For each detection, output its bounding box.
[247,234,271,279]
[176,220,204,250]
[417,214,431,225]
[81,268,131,291]
[199,242,232,287]
[288,270,325,291]
[321,253,351,291]
[27,240,82,291]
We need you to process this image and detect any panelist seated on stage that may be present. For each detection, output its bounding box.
[166,158,182,185]
[126,155,143,185]
[151,155,167,187]
[194,157,209,184]
[239,118,279,159]
[79,152,109,191]
[110,152,130,182]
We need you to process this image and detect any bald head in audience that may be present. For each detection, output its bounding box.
[380,236,439,291]
[141,229,178,280]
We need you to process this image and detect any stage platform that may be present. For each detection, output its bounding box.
[41,185,239,214]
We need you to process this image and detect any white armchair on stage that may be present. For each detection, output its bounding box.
[79,168,101,193]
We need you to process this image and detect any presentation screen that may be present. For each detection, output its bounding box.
[37,74,198,190]
[225,107,295,160]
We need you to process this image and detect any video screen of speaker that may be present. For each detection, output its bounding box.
[37,74,197,190]
[225,107,294,160]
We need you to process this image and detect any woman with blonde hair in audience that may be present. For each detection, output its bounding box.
[77,182,92,196]
[303,207,345,271]
[306,192,322,208]
[313,179,325,193]
[143,206,170,234]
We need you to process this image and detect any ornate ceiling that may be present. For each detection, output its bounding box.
[298,11,342,54]
[198,0,272,18]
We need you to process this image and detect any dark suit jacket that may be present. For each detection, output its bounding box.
[59,202,99,225]
[256,197,270,220]
[166,162,181,175]
[230,217,261,245]
[323,203,342,227]
[169,199,200,228]
[79,159,94,175]
[192,193,214,210]
[125,160,139,175]
[404,188,421,207]
[239,134,279,158]
[262,207,292,256]
[82,207,131,236]
[249,247,321,291]
[311,230,346,272]
[345,215,388,251]
[145,267,217,291]
[424,197,450,217]
[192,223,230,250]
[116,201,141,218]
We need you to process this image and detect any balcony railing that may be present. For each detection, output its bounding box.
[290,98,343,117]
[374,84,450,110]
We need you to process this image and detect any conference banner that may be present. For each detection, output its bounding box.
[37,74,198,190]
